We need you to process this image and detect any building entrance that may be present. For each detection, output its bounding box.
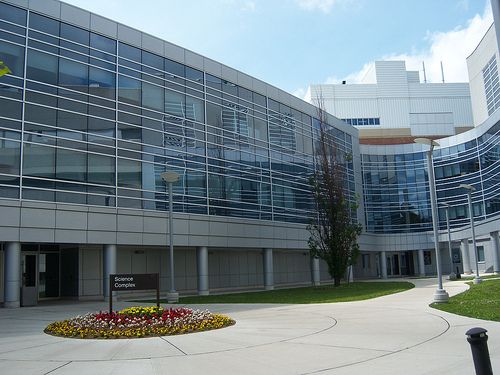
[20,244,77,306]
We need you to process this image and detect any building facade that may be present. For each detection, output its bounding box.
[0,0,361,307]
[1,0,500,308]
[308,61,474,144]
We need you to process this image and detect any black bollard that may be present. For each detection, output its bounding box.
[456,267,461,279]
[466,327,493,375]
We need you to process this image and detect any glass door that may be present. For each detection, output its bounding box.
[39,246,60,299]
[21,252,38,306]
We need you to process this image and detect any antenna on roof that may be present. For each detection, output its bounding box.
[422,61,427,83]
[440,61,445,83]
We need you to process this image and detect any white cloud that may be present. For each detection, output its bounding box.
[295,0,338,13]
[326,2,493,84]
[293,87,307,99]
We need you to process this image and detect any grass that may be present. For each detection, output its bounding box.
[139,281,414,305]
[460,274,499,281]
[431,279,500,321]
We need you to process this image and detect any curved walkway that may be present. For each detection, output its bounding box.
[0,278,498,374]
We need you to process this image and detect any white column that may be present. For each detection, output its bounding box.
[4,242,21,308]
[197,246,209,295]
[461,239,472,274]
[103,244,117,299]
[418,249,426,277]
[490,231,500,274]
[380,251,388,279]
[311,256,320,286]
[263,248,274,290]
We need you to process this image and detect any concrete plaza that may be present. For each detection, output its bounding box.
[0,278,498,374]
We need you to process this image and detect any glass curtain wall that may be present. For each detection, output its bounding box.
[0,2,355,224]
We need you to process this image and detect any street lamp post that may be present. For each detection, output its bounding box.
[161,171,180,303]
[441,203,456,280]
[414,138,449,303]
[459,183,482,284]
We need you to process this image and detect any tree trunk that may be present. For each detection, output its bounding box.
[334,276,341,286]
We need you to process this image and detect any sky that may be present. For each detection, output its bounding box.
[62,0,494,99]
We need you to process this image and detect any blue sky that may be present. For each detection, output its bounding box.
[63,0,492,98]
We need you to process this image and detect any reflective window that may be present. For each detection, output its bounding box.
[0,2,27,25]
[142,82,163,111]
[25,104,57,126]
[118,42,141,62]
[117,158,142,188]
[0,41,24,77]
[56,148,86,182]
[60,23,89,45]
[142,51,163,71]
[0,98,22,120]
[59,58,88,91]
[23,143,56,178]
[89,67,115,99]
[88,153,115,185]
[90,32,115,54]
[29,13,59,36]
[0,139,20,174]
[27,50,59,85]
[165,58,184,77]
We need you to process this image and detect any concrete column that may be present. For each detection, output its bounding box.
[461,239,472,274]
[380,251,388,279]
[490,231,500,274]
[196,246,209,295]
[103,244,117,298]
[418,249,426,277]
[263,248,274,290]
[4,242,21,308]
[311,256,320,286]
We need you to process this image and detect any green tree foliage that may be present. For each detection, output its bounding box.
[308,99,362,286]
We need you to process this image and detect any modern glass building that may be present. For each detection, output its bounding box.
[0,0,360,307]
[356,109,500,279]
[1,0,500,308]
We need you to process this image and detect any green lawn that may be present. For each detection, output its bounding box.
[142,281,414,305]
[431,279,500,321]
[460,274,499,281]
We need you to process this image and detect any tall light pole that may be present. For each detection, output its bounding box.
[459,183,482,284]
[441,203,456,280]
[414,138,449,303]
[161,171,180,303]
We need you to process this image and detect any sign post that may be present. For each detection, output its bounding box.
[109,273,160,312]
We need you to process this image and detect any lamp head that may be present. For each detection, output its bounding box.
[459,183,476,192]
[414,137,440,147]
[161,171,179,183]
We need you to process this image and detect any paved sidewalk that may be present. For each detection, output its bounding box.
[0,278,498,374]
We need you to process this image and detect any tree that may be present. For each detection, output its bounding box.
[307,95,362,286]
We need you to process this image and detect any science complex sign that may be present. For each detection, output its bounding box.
[111,273,158,291]
[109,273,160,312]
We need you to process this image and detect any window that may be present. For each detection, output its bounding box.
[60,23,89,45]
[23,143,56,178]
[59,58,88,91]
[90,32,116,54]
[342,117,380,126]
[0,41,24,77]
[0,2,27,25]
[89,67,115,99]
[0,139,21,175]
[29,13,59,36]
[424,251,432,265]
[27,50,59,85]
[477,246,485,262]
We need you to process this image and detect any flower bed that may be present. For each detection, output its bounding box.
[44,306,235,339]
